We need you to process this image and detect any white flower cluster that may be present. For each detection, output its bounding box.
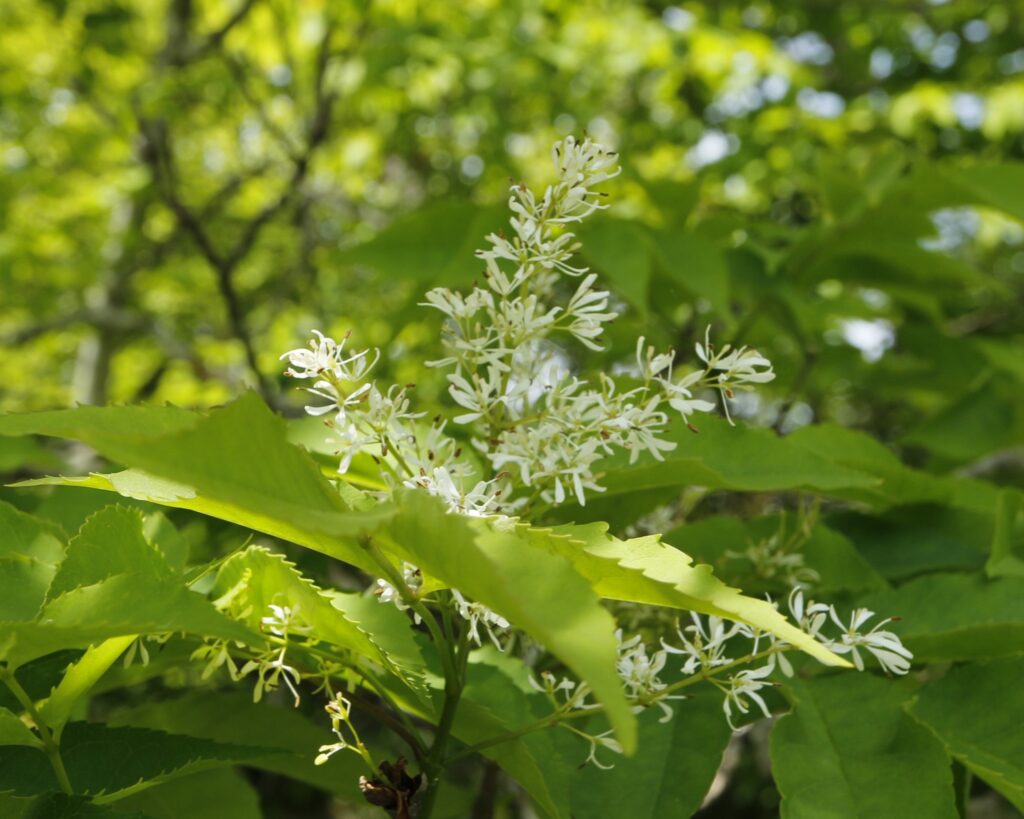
[724,532,821,588]
[530,591,913,768]
[280,136,774,649]
[193,594,312,708]
[660,592,912,730]
[787,589,913,675]
[281,135,775,518]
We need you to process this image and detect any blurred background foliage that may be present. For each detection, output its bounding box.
[2,0,1022,482]
[3,2,1024,817]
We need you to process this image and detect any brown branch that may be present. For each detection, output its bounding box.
[188,0,260,61]
[137,10,339,404]
[139,117,273,399]
[222,53,303,159]
[4,307,141,348]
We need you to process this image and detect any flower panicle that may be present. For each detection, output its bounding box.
[280,135,779,657]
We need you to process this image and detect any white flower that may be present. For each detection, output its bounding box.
[530,670,596,711]
[636,337,675,381]
[695,327,775,423]
[421,287,494,321]
[725,537,820,587]
[314,694,367,766]
[826,607,913,675]
[333,419,375,474]
[787,588,832,640]
[563,274,615,350]
[583,730,624,770]
[239,647,303,707]
[615,630,684,722]
[374,562,422,614]
[721,663,774,729]
[661,369,716,420]
[280,330,344,379]
[403,466,503,518]
[451,589,510,648]
[446,372,489,424]
[282,330,379,384]
[663,613,748,676]
[260,603,312,638]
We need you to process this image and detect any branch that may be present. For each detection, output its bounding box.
[139,117,273,399]
[222,53,303,159]
[188,0,260,61]
[138,16,338,403]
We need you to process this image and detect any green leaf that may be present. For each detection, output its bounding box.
[452,657,582,819]
[664,515,886,596]
[577,218,651,313]
[0,405,196,442]
[1,573,254,668]
[24,794,151,818]
[639,178,699,227]
[48,506,171,600]
[827,504,992,581]
[30,488,148,541]
[902,384,1019,464]
[385,489,637,753]
[112,768,261,819]
[0,653,82,714]
[452,657,729,819]
[0,706,42,748]
[0,437,61,475]
[211,546,375,654]
[211,546,427,696]
[0,500,64,621]
[337,200,506,284]
[785,424,950,508]
[330,589,431,702]
[40,638,135,735]
[649,228,732,320]
[948,164,1024,222]
[141,513,188,573]
[594,416,878,499]
[540,523,848,667]
[857,573,1024,662]
[0,722,271,799]
[770,674,957,819]
[3,395,391,574]
[110,691,367,800]
[0,795,30,819]
[571,691,731,819]
[909,658,1024,812]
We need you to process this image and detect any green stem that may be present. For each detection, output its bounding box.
[362,535,458,684]
[0,668,74,794]
[249,636,430,765]
[446,646,790,770]
[374,448,406,484]
[381,434,415,478]
[655,646,785,699]
[354,666,430,765]
[418,606,470,819]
